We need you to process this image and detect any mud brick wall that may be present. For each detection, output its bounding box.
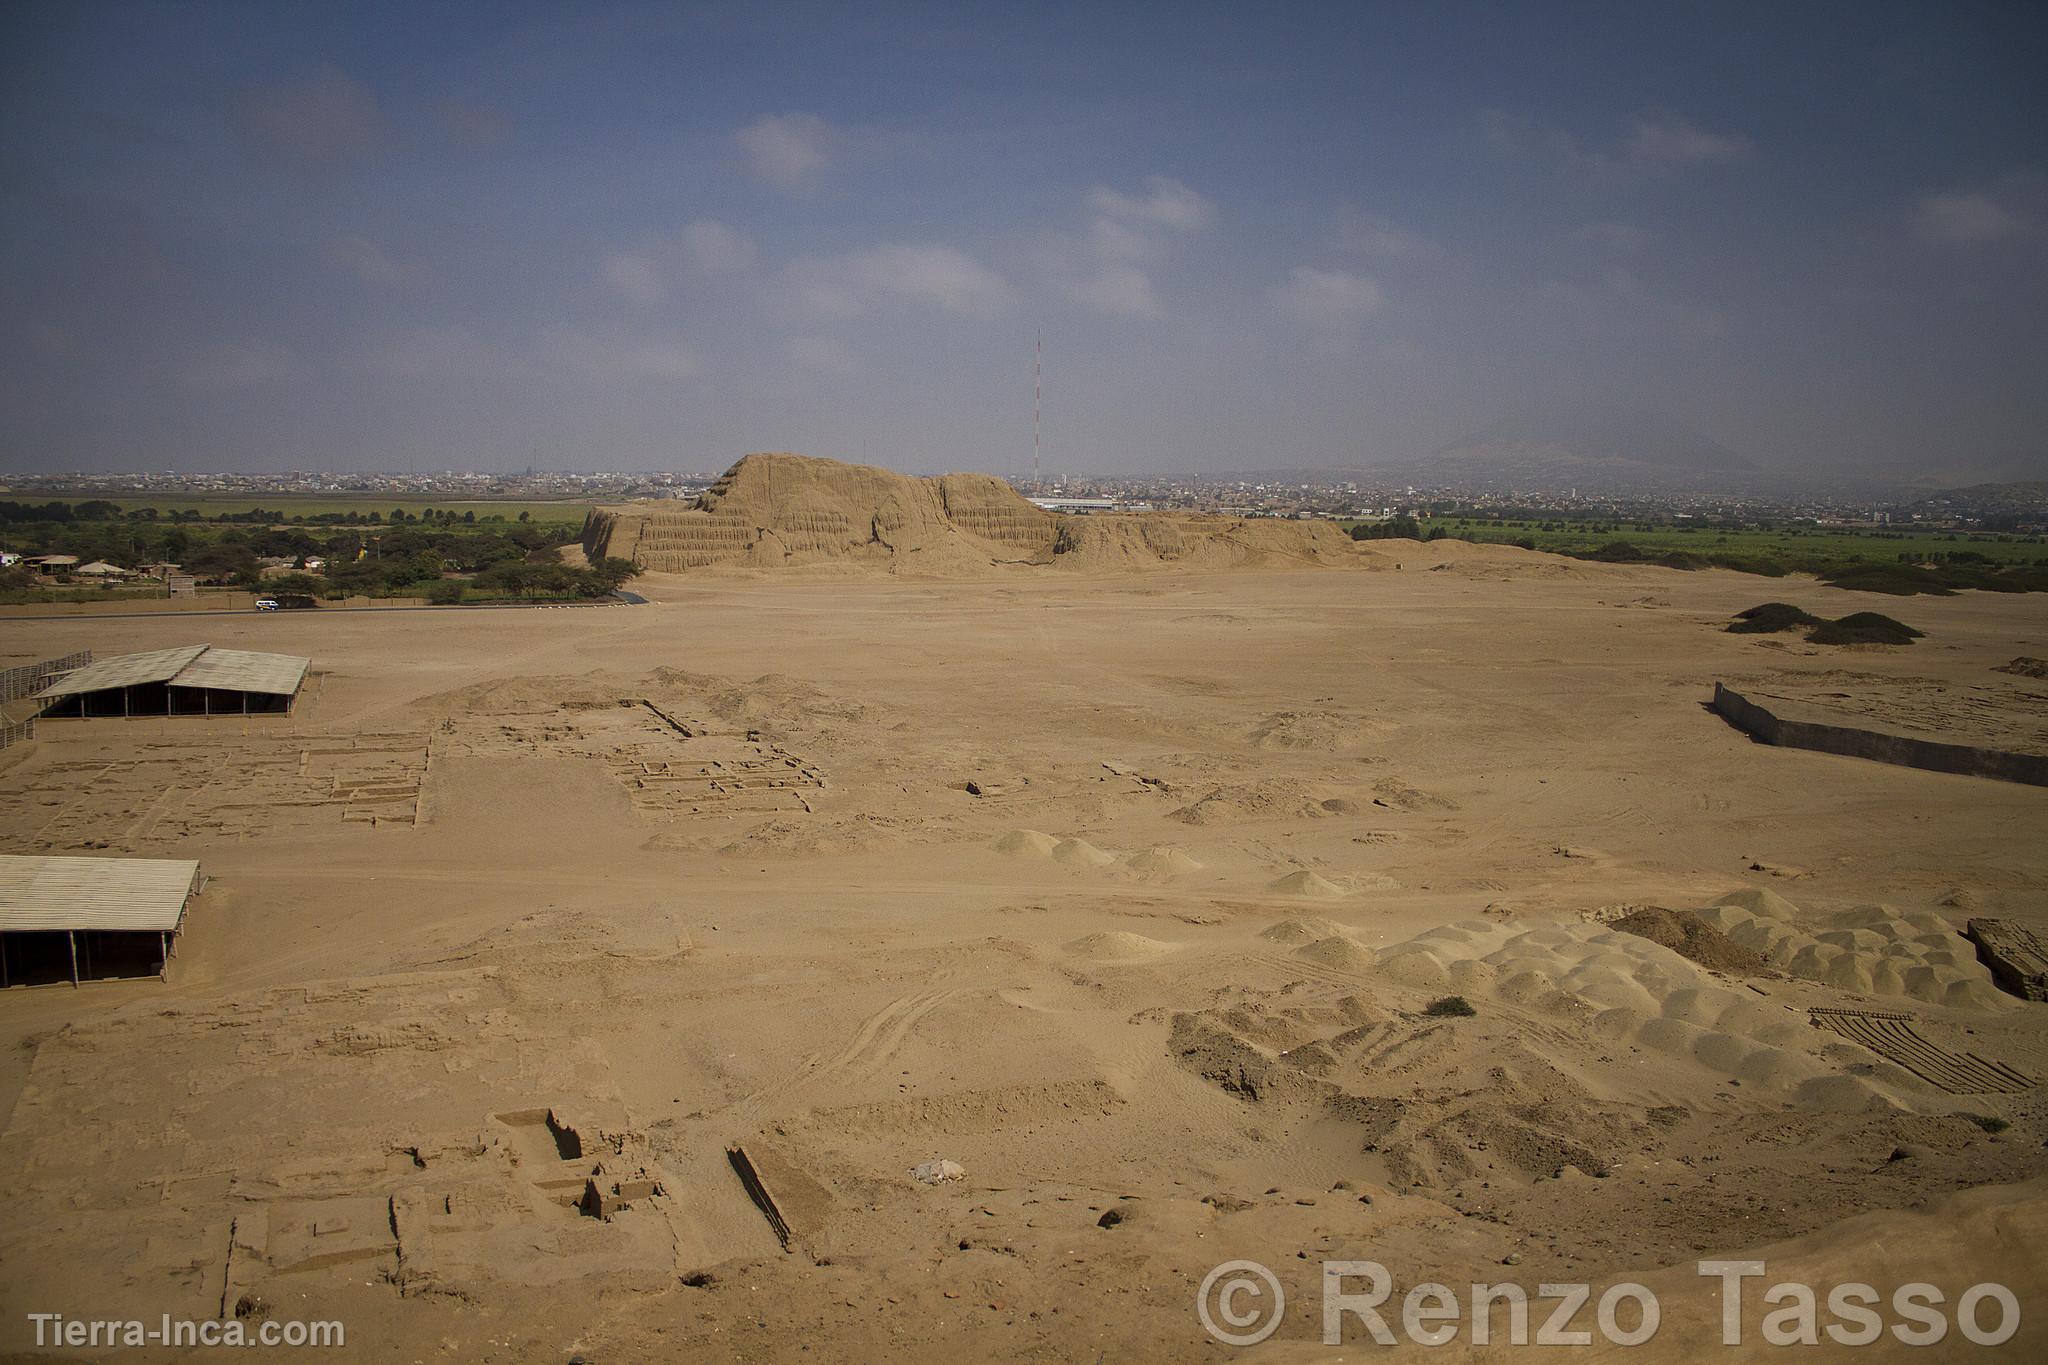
[1712,683,2048,788]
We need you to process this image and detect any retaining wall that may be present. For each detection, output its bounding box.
[1712,682,2048,788]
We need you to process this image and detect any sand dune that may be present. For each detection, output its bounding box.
[1293,934,1379,973]
[1050,836,1118,868]
[1063,931,1177,962]
[1256,916,1350,946]
[1696,890,2013,1009]
[992,828,1060,857]
[1268,868,1348,898]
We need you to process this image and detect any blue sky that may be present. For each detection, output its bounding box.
[1,0,2043,479]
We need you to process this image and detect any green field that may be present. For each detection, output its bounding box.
[1348,518,2047,571]
[9,492,595,526]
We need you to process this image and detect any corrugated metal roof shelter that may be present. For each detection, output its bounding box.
[171,647,310,696]
[0,854,200,987]
[34,644,308,718]
[35,645,207,697]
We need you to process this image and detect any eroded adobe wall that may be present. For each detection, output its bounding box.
[1712,683,2048,787]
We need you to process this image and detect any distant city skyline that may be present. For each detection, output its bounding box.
[2,1,2044,481]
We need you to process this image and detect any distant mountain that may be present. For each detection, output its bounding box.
[1880,457,2048,491]
[1421,407,1755,490]
[1891,480,2048,518]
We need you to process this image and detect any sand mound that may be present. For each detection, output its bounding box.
[993,828,1059,858]
[1257,917,1348,946]
[1371,779,1459,812]
[1374,919,1889,1105]
[1048,512,1360,573]
[1170,779,1339,826]
[1063,931,1175,963]
[1123,846,1203,875]
[1051,837,1117,867]
[1609,906,1768,974]
[1169,995,1383,1100]
[1294,935,1379,973]
[1715,885,1802,921]
[1269,870,1347,898]
[1246,709,1383,751]
[585,452,1361,576]
[1694,893,2011,1010]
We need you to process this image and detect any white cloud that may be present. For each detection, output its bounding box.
[539,326,699,382]
[1088,176,1216,231]
[1625,114,1752,167]
[788,336,855,373]
[1481,108,1751,176]
[681,219,757,273]
[1086,217,1155,262]
[784,244,1010,316]
[434,100,513,150]
[601,252,667,306]
[322,234,421,288]
[601,219,757,305]
[1046,177,1214,316]
[182,340,294,390]
[737,112,840,189]
[1072,263,1162,317]
[1272,267,1384,327]
[1335,208,1439,259]
[355,327,519,382]
[1576,221,1654,252]
[234,67,394,171]
[355,326,697,385]
[1915,185,2035,245]
[1478,109,1581,164]
[1532,266,1729,340]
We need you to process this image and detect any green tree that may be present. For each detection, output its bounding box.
[589,557,641,590]
[1350,515,1421,542]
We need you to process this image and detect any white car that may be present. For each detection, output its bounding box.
[254,597,280,611]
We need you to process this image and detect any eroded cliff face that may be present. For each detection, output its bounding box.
[583,451,1362,574]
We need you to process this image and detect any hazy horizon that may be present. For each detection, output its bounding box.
[2,1,2043,482]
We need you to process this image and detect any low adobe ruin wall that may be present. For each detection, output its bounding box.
[1711,683,2048,788]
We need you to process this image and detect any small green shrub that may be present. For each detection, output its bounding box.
[1728,602,1822,634]
[1651,550,1711,571]
[1819,564,1953,595]
[1582,541,1647,563]
[1423,996,1476,1018]
[1807,612,1923,646]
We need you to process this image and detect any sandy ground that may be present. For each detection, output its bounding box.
[2,549,2047,1361]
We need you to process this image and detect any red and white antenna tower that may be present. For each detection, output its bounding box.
[1033,329,1042,490]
